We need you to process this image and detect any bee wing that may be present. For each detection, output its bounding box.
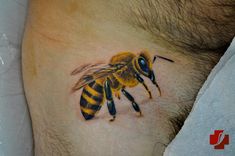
[71,62,127,92]
[71,62,105,75]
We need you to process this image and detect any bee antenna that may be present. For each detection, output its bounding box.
[153,56,157,63]
[153,55,174,63]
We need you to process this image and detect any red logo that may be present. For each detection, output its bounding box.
[210,130,229,149]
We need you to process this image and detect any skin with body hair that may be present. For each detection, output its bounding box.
[22,0,235,155]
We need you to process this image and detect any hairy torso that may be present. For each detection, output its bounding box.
[127,0,235,52]
[22,0,234,155]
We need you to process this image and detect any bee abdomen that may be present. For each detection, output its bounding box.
[80,81,104,120]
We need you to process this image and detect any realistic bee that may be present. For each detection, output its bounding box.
[71,51,174,121]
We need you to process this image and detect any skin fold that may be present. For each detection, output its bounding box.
[22,0,235,155]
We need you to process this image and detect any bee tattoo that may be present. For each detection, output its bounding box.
[71,51,174,121]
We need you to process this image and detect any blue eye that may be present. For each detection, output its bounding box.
[138,58,149,73]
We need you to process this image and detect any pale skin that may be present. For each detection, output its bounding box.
[22,0,234,156]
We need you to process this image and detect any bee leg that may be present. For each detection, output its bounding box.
[121,89,142,116]
[115,92,121,100]
[142,82,152,99]
[155,82,161,97]
[104,79,116,122]
[135,73,152,99]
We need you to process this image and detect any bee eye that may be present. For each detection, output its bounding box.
[138,58,149,73]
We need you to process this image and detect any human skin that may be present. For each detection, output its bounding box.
[22,0,235,156]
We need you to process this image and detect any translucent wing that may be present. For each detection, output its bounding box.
[71,62,105,75]
[71,62,127,92]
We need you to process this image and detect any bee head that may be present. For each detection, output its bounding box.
[134,51,159,88]
[135,51,152,77]
[134,51,162,95]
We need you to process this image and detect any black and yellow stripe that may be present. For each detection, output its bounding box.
[80,80,104,120]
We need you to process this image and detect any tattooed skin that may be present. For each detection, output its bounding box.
[71,51,174,121]
[22,0,234,155]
